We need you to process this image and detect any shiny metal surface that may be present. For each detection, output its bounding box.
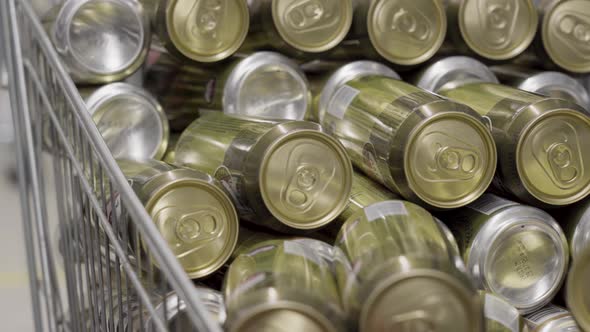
[554,197,590,260]
[481,291,523,332]
[412,56,499,92]
[442,194,569,313]
[47,0,149,83]
[524,305,581,332]
[566,247,590,332]
[85,83,169,161]
[224,239,345,332]
[335,200,483,332]
[539,0,590,73]
[146,51,311,121]
[445,0,538,60]
[491,65,590,110]
[318,66,497,209]
[174,113,352,232]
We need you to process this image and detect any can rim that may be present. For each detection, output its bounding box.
[318,60,400,123]
[457,0,538,60]
[223,52,310,119]
[542,0,590,73]
[258,129,353,230]
[516,107,590,205]
[468,205,568,313]
[271,0,353,53]
[165,0,249,62]
[414,56,498,93]
[518,72,590,110]
[566,248,590,332]
[228,300,338,332]
[57,0,149,76]
[85,83,170,160]
[143,172,239,279]
[367,0,447,65]
[360,268,481,332]
[403,108,497,209]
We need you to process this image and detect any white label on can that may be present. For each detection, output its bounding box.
[365,201,408,222]
[468,194,517,215]
[328,85,360,120]
[283,240,323,266]
[524,304,569,325]
[484,294,520,332]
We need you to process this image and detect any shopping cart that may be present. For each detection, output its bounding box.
[1,0,220,331]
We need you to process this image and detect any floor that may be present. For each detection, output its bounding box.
[0,87,34,330]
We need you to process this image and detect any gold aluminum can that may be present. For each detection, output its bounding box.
[162,134,179,164]
[480,291,524,332]
[174,112,353,232]
[223,238,345,332]
[242,0,353,56]
[439,193,569,314]
[536,0,590,73]
[566,247,590,332]
[145,51,311,123]
[523,305,582,332]
[439,81,590,206]
[323,171,399,238]
[444,0,538,60]
[316,61,497,209]
[335,200,483,332]
[118,159,239,279]
[140,0,249,62]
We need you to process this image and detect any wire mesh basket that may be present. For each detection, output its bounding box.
[1,0,220,331]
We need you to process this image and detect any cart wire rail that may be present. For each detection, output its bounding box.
[1,0,221,331]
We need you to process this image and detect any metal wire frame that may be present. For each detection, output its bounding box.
[1,0,221,331]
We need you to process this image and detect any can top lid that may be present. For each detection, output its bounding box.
[86,83,169,160]
[458,0,538,60]
[318,60,400,123]
[543,0,590,73]
[535,315,582,332]
[519,72,590,110]
[517,108,590,205]
[224,52,310,120]
[55,0,148,75]
[259,129,352,230]
[367,0,446,65]
[566,248,590,331]
[144,170,239,279]
[478,211,568,313]
[413,56,498,93]
[272,0,353,53]
[405,107,497,209]
[166,0,249,62]
[361,271,481,332]
[230,307,336,332]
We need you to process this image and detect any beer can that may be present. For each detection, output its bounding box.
[443,0,538,60]
[480,291,524,332]
[523,304,581,332]
[329,0,446,66]
[118,159,240,279]
[43,0,150,83]
[491,65,590,110]
[316,60,497,209]
[145,51,311,121]
[223,239,346,332]
[242,0,353,57]
[439,194,569,313]
[416,56,590,207]
[335,200,483,332]
[140,0,249,63]
[566,246,590,331]
[84,83,169,161]
[534,0,590,73]
[162,134,179,164]
[174,113,353,232]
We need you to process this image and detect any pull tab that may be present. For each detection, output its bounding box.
[188,0,225,40]
[556,14,590,56]
[284,0,336,32]
[481,116,493,132]
[478,0,518,48]
[175,209,222,244]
